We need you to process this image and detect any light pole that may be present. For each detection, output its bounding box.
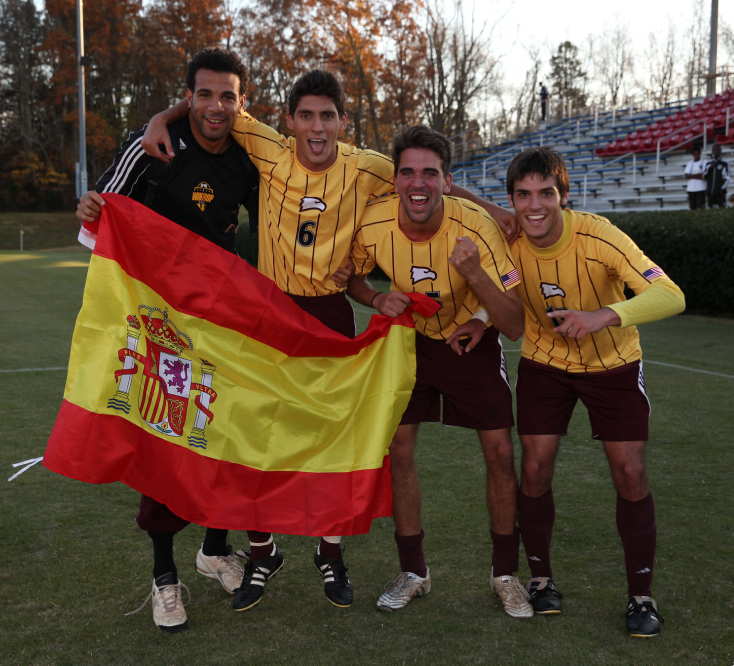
[707,0,718,97]
[76,0,87,197]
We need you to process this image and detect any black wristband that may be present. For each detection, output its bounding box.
[370,292,382,309]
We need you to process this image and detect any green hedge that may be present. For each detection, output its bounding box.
[604,208,734,317]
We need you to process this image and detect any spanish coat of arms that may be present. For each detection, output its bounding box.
[107,305,217,449]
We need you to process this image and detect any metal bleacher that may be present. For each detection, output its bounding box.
[451,97,733,213]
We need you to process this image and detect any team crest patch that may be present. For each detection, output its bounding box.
[107,305,218,449]
[299,196,327,212]
[540,282,566,299]
[192,182,214,211]
[411,266,437,284]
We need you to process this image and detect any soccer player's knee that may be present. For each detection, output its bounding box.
[490,448,516,476]
[388,438,414,466]
[616,460,647,499]
[522,457,553,494]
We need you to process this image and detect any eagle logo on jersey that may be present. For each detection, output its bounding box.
[540,282,566,299]
[411,266,437,284]
[192,182,214,212]
[299,196,327,213]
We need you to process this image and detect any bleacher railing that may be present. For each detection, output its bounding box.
[655,105,733,174]
[594,152,639,187]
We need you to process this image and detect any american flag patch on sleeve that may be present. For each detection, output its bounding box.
[501,268,520,288]
[642,267,666,280]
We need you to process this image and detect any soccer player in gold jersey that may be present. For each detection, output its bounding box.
[141,71,518,611]
[506,147,685,637]
[347,125,532,618]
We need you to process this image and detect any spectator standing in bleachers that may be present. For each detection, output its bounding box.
[684,148,707,210]
[704,144,730,208]
[540,83,549,122]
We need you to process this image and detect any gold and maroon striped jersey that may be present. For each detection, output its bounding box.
[352,194,520,340]
[231,113,394,296]
[512,209,682,372]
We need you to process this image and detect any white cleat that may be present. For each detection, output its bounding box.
[195,545,245,594]
[377,569,431,612]
[125,574,190,633]
[490,567,534,618]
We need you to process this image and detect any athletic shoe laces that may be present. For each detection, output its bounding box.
[329,558,349,585]
[216,553,244,578]
[125,580,191,616]
[383,572,411,595]
[626,598,664,623]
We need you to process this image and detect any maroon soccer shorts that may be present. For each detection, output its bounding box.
[287,292,356,339]
[516,357,650,442]
[137,494,190,533]
[400,327,515,431]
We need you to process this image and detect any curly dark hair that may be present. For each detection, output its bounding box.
[392,125,452,177]
[186,48,249,97]
[506,147,570,200]
[288,70,346,118]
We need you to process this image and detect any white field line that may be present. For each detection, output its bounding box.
[0,367,67,374]
[641,359,734,379]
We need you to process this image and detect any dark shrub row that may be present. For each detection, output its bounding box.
[605,208,734,318]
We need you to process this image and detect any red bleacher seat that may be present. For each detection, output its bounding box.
[640,138,656,152]
[661,134,681,150]
[716,128,734,145]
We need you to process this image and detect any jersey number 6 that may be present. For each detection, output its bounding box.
[298,220,316,247]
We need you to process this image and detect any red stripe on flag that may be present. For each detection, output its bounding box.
[94,195,438,358]
[43,400,393,536]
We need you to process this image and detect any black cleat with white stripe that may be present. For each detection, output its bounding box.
[526,577,563,614]
[314,546,353,607]
[232,546,284,611]
[626,596,664,638]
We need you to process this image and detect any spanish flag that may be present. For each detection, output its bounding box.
[44,195,436,536]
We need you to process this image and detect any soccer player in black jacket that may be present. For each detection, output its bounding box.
[77,48,259,634]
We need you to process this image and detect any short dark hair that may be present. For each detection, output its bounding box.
[288,70,346,118]
[186,48,249,97]
[506,147,570,200]
[392,125,453,177]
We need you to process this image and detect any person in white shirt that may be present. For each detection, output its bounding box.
[684,147,707,210]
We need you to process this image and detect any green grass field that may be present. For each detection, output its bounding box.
[1,249,732,666]
[0,212,81,251]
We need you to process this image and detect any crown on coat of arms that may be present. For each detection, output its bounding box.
[126,315,141,329]
[138,305,193,354]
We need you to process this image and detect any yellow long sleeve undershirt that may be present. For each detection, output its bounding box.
[607,280,686,328]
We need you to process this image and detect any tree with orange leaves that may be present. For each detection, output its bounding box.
[310,0,385,152]
[379,0,427,130]
[234,0,320,134]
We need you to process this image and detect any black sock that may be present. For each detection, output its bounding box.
[148,531,177,581]
[202,528,229,556]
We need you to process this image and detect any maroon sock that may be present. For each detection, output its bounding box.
[247,531,273,560]
[518,489,555,578]
[319,538,341,560]
[491,528,520,577]
[395,530,427,578]
[616,493,656,597]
